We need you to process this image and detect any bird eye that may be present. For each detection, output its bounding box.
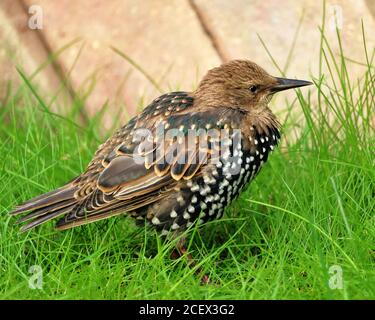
[249,85,258,93]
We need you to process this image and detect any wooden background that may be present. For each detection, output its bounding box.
[1,0,375,127]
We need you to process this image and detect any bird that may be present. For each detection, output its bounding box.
[10,60,311,282]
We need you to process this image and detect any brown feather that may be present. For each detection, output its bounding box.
[10,184,77,216]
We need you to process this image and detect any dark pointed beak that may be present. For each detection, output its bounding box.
[271,77,313,93]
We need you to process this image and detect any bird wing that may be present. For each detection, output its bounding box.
[55,109,225,230]
[13,91,236,231]
[12,92,194,231]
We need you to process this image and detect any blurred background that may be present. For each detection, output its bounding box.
[1,0,374,127]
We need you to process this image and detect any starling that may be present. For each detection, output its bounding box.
[10,60,311,281]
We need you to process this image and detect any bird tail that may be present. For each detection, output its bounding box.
[9,184,78,232]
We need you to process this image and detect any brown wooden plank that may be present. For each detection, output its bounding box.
[0,0,71,110]
[21,0,221,127]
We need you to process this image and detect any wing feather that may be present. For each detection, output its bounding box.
[13,92,236,232]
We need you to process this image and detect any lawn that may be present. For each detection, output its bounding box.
[0,23,374,299]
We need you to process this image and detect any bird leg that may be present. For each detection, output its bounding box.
[170,237,210,284]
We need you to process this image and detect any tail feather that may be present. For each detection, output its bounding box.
[16,198,77,224]
[20,204,77,232]
[10,184,79,232]
[10,185,77,216]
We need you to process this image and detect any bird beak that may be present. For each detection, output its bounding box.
[271,77,313,93]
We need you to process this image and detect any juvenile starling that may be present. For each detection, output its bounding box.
[10,60,311,281]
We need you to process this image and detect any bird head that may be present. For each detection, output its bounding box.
[195,60,312,111]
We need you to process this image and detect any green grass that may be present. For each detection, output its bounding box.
[0,17,374,299]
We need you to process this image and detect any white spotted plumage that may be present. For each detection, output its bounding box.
[150,131,279,235]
